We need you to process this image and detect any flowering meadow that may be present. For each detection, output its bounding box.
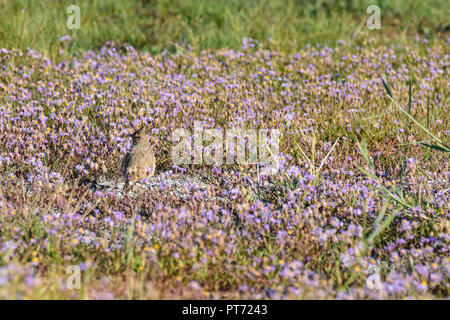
[0,35,448,299]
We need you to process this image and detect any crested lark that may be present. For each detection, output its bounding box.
[120,127,156,190]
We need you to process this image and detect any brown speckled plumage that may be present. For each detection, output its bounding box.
[120,127,156,188]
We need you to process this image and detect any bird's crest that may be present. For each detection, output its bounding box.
[130,126,148,144]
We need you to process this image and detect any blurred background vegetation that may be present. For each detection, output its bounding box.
[0,0,448,58]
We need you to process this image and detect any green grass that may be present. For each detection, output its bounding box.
[0,0,448,59]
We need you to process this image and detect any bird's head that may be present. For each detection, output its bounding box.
[130,126,149,145]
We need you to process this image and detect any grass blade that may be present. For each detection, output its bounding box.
[420,142,450,153]
[386,95,449,151]
[381,78,393,98]
[317,137,340,173]
[294,141,312,165]
[372,199,390,229]
[408,78,412,115]
[368,208,399,244]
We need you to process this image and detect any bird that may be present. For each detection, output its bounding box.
[120,126,156,191]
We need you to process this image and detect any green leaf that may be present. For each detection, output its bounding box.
[381,78,392,98]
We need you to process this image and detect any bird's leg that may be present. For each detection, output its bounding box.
[123,178,133,194]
